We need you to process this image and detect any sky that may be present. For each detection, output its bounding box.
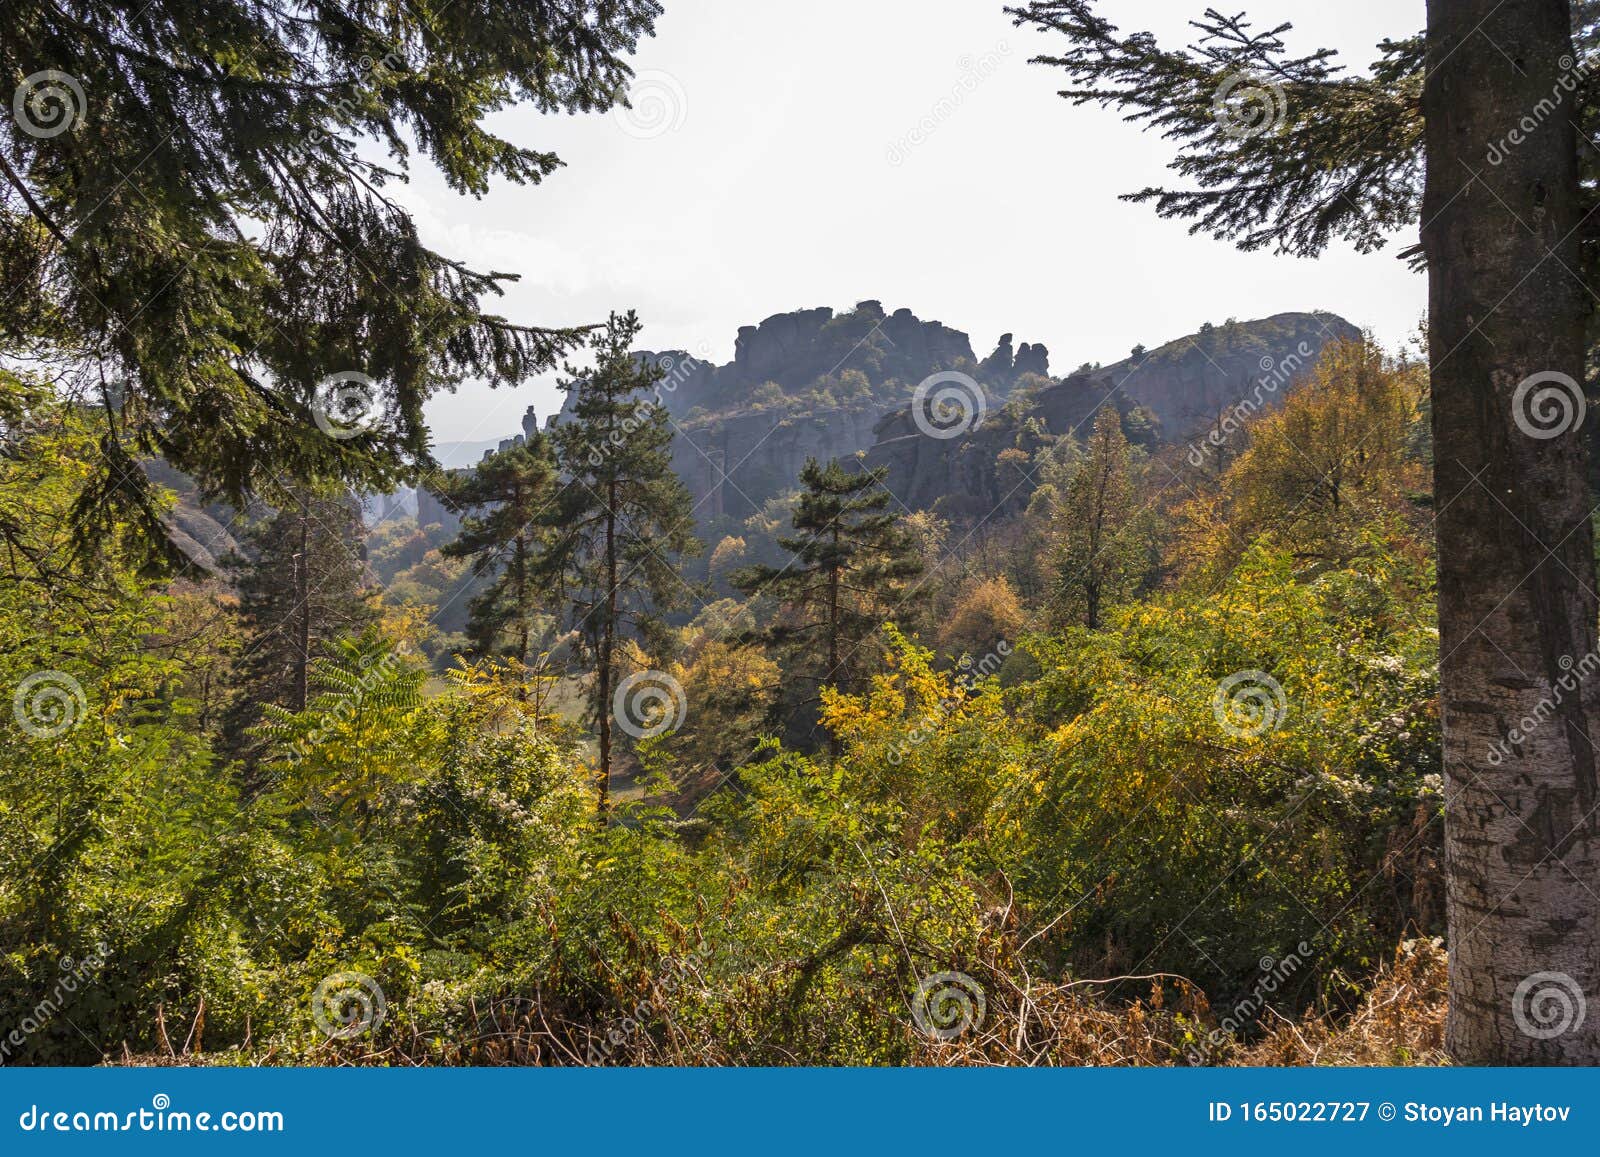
[410,0,1428,447]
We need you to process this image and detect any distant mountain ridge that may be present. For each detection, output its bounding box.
[866,310,1360,517]
[563,299,1048,523]
[409,304,1357,553]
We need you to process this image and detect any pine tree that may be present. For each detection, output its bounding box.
[733,458,923,752]
[220,486,375,780]
[0,1,662,560]
[1010,0,1600,1062]
[435,436,560,674]
[1049,408,1155,630]
[544,313,700,819]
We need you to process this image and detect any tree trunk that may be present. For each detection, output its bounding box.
[1423,0,1600,1063]
[293,497,310,714]
[514,520,530,701]
[597,482,618,822]
[827,526,841,761]
[514,476,530,688]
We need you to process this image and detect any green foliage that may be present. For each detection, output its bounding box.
[734,458,923,748]
[1006,2,1424,257]
[0,340,1447,1066]
[435,437,561,665]
[1045,407,1158,629]
[219,487,376,773]
[1,0,663,556]
[543,312,702,810]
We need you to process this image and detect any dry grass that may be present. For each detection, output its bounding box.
[909,937,1447,1067]
[112,939,1448,1068]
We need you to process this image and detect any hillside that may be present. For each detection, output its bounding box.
[867,311,1360,517]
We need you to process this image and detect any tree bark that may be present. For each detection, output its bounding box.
[1423,0,1600,1062]
[597,481,618,822]
[293,496,310,714]
[828,525,841,761]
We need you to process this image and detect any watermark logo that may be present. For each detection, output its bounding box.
[1,944,108,1063]
[887,640,1011,766]
[585,348,712,467]
[1212,670,1287,739]
[1487,54,1596,165]
[1487,649,1600,765]
[1511,370,1585,440]
[13,71,85,139]
[613,670,688,740]
[12,671,86,739]
[311,971,386,1039]
[586,939,715,1064]
[1186,341,1313,468]
[1186,942,1311,1062]
[911,371,985,440]
[614,70,687,140]
[886,43,1011,165]
[910,971,985,1040]
[1211,73,1287,140]
[1512,971,1586,1040]
[311,371,382,440]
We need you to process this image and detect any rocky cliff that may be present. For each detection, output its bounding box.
[554,300,1047,521]
[865,311,1359,518]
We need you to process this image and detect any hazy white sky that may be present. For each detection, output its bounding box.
[411,0,1428,445]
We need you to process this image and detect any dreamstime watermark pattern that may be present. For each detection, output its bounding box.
[11,670,87,740]
[1211,72,1287,140]
[886,43,1011,165]
[310,970,387,1040]
[613,669,688,740]
[1486,53,1595,166]
[12,70,85,139]
[1185,943,1310,1062]
[586,938,715,1063]
[1511,971,1586,1040]
[910,971,985,1040]
[1510,370,1586,440]
[886,640,1011,766]
[312,370,384,440]
[301,50,406,154]
[613,69,688,140]
[910,370,986,440]
[1485,648,1600,766]
[586,348,712,467]
[1186,342,1314,467]
[1212,670,1288,739]
[0,944,108,1064]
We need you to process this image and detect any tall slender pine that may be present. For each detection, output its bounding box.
[544,313,700,819]
[734,458,922,753]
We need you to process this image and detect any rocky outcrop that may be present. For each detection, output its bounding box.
[554,302,1041,521]
[865,311,1360,518]
[1013,341,1049,380]
[142,458,248,571]
[978,333,1050,388]
[1114,312,1357,440]
[672,406,886,520]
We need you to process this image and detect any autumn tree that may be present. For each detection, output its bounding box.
[1175,339,1428,582]
[938,574,1026,662]
[1010,0,1600,1062]
[1048,408,1156,630]
[544,313,700,819]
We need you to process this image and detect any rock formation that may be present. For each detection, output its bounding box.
[865,311,1359,517]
